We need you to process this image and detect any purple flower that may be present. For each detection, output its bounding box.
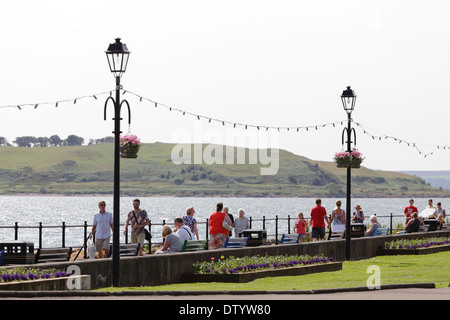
[28,273,38,280]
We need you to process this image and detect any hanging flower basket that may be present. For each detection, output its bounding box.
[334,148,364,168]
[120,134,142,159]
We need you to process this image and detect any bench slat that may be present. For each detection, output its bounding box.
[35,247,72,263]
[107,243,140,257]
[224,237,248,248]
[182,240,208,252]
[280,234,300,244]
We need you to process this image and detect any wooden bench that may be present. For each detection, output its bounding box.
[107,243,140,257]
[375,227,389,236]
[367,226,389,237]
[181,240,208,252]
[224,237,249,248]
[34,247,73,263]
[280,233,301,244]
[327,225,345,240]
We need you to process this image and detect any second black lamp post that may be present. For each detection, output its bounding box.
[340,86,357,261]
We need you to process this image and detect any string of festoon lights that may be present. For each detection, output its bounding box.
[122,89,347,132]
[0,89,115,110]
[122,89,449,158]
[0,88,447,158]
[353,122,449,158]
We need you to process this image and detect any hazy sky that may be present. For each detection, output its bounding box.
[1,0,449,172]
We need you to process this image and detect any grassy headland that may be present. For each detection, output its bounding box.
[0,142,448,197]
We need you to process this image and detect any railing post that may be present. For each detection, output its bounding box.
[275,215,279,244]
[262,216,266,230]
[62,222,66,248]
[39,222,43,249]
[249,217,252,229]
[205,218,209,241]
[162,220,166,244]
[390,213,393,235]
[83,221,88,259]
[148,221,152,254]
[14,222,18,240]
[288,215,291,234]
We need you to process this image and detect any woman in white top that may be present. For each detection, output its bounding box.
[330,200,346,231]
[155,225,183,254]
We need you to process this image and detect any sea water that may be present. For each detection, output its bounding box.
[0,196,446,247]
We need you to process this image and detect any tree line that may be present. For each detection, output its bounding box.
[0,135,114,148]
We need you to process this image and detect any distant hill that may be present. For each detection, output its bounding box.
[401,171,450,191]
[0,142,448,198]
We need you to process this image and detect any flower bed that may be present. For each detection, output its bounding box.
[0,267,70,283]
[378,237,450,255]
[0,267,91,291]
[181,254,341,283]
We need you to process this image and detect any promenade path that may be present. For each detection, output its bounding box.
[2,286,449,300]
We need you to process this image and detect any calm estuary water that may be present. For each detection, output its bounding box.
[0,196,447,247]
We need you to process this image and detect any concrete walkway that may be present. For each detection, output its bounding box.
[1,284,449,300]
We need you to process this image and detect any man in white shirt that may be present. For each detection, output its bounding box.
[173,217,195,242]
[91,201,113,258]
[425,199,437,218]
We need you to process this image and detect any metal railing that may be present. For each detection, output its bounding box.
[0,212,406,258]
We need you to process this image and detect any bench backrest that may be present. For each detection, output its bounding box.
[35,247,72,263]
[107,243,140,257]
[327,228,345,240]
[224,237,249,248]
[280,233,300,244]
[181,240,208,252]
[376,227,389,236]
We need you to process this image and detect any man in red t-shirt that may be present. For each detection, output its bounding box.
[310,199,330,241]
[403,199,418,222]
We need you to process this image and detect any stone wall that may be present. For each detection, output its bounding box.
[1,230,449,289]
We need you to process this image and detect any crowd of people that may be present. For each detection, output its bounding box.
[89,198,447,257]
[89,199,251,256]
[398,198,446,233]
[295,198,447,240]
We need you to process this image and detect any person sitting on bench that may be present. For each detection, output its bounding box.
[366,215,380,236]
[397,212,423,234]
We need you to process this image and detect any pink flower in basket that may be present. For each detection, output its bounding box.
[120,134,142,147]
[334,148,363,160]
[334,148,364,168]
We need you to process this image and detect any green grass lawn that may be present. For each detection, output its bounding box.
[99,251,450,292]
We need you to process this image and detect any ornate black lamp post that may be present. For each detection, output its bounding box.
[104,38,131,287]
[340,86,357,261]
